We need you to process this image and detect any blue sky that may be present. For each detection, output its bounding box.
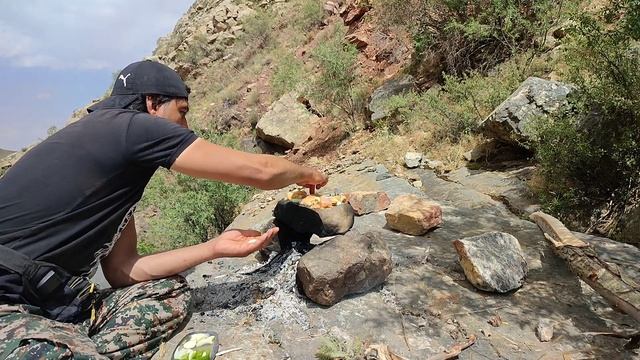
[0,0,192,150]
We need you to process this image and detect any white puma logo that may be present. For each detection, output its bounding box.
[119,73,131,87]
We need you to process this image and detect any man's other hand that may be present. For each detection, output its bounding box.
[208,228,279,258]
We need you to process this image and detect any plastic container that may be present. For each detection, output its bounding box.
[171,331,220,360]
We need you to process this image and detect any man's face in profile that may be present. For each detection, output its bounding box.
[150,98,190,128]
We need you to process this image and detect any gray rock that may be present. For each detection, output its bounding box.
[368,75,415,122]
[613,201,640,245]
[256,93,319,149]
[453,232,528,293]
[535,318,554,342]
[374,164,392,181]
[404,152,422,169]
[297,231,393,306]
[423,159,444,170]
[479,77,575,148]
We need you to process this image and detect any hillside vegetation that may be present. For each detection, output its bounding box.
[125,0,640,253]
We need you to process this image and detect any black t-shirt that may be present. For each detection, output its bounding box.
[0,109,198,304]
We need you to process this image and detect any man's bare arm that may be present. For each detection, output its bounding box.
[101,216,277,288]
[171,138,327,190]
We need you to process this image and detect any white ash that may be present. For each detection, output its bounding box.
[251,251,312,329]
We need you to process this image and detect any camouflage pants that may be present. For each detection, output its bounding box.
[0,275,192,359]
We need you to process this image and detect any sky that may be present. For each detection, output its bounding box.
[0,0,193,151]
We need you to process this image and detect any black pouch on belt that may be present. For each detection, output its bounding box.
[0,244,97,323]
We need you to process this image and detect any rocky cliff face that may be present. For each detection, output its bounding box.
[152,0,256,79]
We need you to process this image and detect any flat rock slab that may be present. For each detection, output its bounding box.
[453,232,528,293]
[347,191,391,215]
[385,194,443,235]
[297,231,393,306]
[157,163,640,360]
[447,166,540,216]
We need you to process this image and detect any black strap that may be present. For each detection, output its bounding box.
[0,243,33,274]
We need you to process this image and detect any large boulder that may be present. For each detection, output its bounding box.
[346,191,391,216]
[479,77,575,148]
[612,202,640,245]
[385,195,442,235]
[297,231,393,306]
[256,93,320,149]
[453,232,528,293]
[367,75,415,123]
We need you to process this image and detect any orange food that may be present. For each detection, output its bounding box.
[294,194,348,209]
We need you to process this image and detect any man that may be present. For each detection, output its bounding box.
[0,60,328,359]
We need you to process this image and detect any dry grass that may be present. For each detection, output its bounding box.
[363,130,483,171]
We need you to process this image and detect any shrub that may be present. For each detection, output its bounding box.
[294,0,325,31]
[310,26,366,128]
[373,0,569,77]
[271,53,305,98]
[138,131,253,254]
[242,9,276,50]
[375,52,548,137]
[530,0,640,228]
[315,336,363,360]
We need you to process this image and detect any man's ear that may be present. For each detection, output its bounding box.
[145,96,157,115]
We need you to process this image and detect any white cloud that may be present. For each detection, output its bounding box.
[0,0,191,70]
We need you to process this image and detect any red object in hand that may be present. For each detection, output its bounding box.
[308,185,315,195]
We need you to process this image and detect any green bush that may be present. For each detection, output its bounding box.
[311,26,366,128]
[138,131,253,254]
[315,336,362,360]
[294,0,325,31]
[375,52,548,139]
[271,53,305,98]
[242,9,276,50]
[373,0,569,76]
[530,0,640,227]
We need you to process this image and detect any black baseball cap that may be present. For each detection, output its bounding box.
[88,60,189,112]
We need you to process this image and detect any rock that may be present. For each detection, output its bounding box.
[423,159,444,170]
[342,5,368,25]
[374,164,392,181]
[385,195,443,235]
[453,232,528,293]
[404,152,422,169]
[412,180,422,188]
[237,5,256,20]
[612,201,640,245]
[297,231,393,306]
[345,32,368,49]
[347,191,391,216]
[479,77,575,148]
[368,75,415,123]
[535,318,554,342]
[274,200,354,237]
[256,92,320,149]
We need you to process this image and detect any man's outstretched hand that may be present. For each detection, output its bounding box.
[208,228,279,259]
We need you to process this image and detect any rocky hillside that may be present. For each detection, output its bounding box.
[0,148,13,160]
